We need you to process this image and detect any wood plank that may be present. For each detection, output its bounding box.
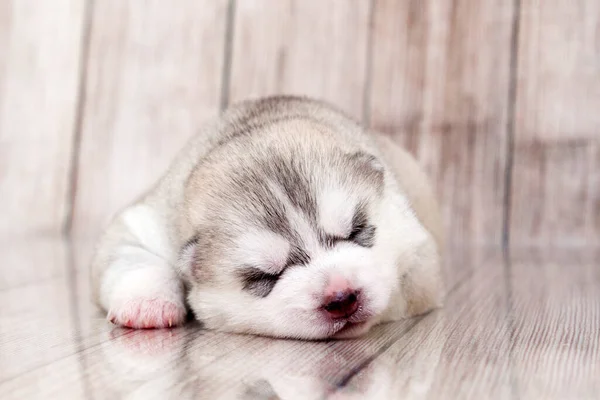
[509,247,600,398]
[336,246,513,399]
[0,239,77,382]
[367,0,516,245]
[228,0,371,119]
[71,0,229,237]
[0,237,140,397]
[0,238,68,290]
[510,0,600,246]
[0,0,86,237]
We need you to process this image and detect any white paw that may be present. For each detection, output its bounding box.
[108,298,187,329]
[102,260,187,329]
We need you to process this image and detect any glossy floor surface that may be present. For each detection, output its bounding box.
[1,240,598,399]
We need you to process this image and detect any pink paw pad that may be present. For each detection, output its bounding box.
[108,299,187,329]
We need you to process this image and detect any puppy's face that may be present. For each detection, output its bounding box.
[178,133,415,339]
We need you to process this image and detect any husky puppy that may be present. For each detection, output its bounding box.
[91,96,444,340]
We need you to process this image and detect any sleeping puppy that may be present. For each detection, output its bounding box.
[91,96,444,340]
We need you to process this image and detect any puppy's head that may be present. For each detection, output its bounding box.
[177,121,431,339]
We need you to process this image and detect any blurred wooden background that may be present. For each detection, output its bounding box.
[1,0,598,248]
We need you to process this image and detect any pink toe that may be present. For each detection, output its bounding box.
[110,299,186,329]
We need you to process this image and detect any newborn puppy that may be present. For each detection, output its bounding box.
[91,96,444,340]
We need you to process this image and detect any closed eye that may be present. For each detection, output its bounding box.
[333,223,376,248]
[348,224,376,247]
[324,203,377,248]
[240,267,281,298]
[348,223,366,242]
[346,203,376,247]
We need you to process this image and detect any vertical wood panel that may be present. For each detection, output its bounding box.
[228,0,371,119]
[368,0,515,245]
[72,0,229,236]
[0,0,85,237]
[511,0,600,246]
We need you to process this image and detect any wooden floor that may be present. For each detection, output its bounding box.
[1,240,598,400]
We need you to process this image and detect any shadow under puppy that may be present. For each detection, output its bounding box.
[91,96,445,340]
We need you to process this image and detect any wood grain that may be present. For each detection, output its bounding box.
[338,247,514,399]
[3,242,598,399]
[0,238,75,381]
[510,0,600,246]
[228,0,371,119]
[509,247,600,398]
[0,0,86,237]
[367,0,516,245]
[71,0,229,237]
[0,238,68,290]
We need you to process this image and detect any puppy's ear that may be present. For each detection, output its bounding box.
[401,244,445,317]
[175,235,199,282]
[349,151,384,170]
[347,151,385,184]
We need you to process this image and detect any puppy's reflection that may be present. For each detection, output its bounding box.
[97,317,444,400]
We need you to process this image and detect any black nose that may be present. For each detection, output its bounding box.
[323,290,359,319]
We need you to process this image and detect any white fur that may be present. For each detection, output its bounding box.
[98,206,186,328]
[122,204,173,260]
[233,230,290,273]
[318,188,356,237]
[100,246,182,303]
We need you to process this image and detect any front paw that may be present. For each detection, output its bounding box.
[101,264,187,329]
[108,298,187,329]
